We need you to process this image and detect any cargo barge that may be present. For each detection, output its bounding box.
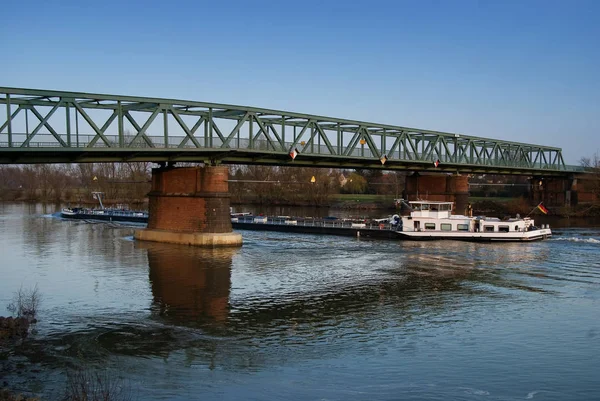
[231,215,401,239]
[232,200,552,242]
[60,192,148,223]
[60,193,551,242]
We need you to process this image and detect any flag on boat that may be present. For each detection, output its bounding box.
[434,159,440,168]
[289,148,298,160]
[537,203,549,214]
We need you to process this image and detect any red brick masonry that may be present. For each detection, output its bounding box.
[405,173,469,213]
[147,166,232,233]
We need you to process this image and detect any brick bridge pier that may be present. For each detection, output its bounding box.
[135,166,242,247]
[405,173,596,210]
[404,173,470,214]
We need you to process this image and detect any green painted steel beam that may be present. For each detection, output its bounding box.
[0,86,578,175]
[0,87,564,148]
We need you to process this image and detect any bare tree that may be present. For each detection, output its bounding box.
[7,285,41,322]
[65,368,133,401]
[20,165,39,200]
[46,164,74,201]
[580,153,600,204]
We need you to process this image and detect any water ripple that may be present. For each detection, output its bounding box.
[2,204,600,400]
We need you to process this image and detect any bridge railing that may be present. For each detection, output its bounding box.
[0,132,585,172]
[0,87,575,173]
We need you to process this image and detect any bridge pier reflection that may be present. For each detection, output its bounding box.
[138,241,236,323]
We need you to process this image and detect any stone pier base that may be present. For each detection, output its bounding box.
[135,229,242,247]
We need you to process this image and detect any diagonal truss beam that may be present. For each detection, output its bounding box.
[22,102,68,147]
[0,87,575,173]
[73,101,113,147]
[222,112,250,148]
[126,109,159,147]
[168,107,202,148]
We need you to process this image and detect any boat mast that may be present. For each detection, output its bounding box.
[92,192,105,209]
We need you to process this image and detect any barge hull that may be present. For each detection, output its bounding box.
[232,222,552,242]
[396,230,552,242]
[232,222,402,239]
[60,212,148,224]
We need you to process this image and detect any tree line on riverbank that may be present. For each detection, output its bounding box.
[0,163,151,204]
[0,158,598,212]
[0,163,408,206]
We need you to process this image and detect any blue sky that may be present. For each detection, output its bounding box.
[2,0,598,163]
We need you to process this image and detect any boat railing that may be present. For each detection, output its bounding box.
[233,216,399,231]
[71,208,148,217]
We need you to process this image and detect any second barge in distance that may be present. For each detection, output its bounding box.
[60,192,149,224]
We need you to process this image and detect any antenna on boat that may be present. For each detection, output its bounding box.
[92,192,105,209]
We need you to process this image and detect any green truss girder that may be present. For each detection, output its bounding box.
[0,87,582,175]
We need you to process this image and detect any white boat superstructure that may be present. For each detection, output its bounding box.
[398,201,552,241]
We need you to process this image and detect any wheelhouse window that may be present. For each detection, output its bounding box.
[439,203,452,212]
[441,223,452,231]
[484,225,495,232]
[424,223,436,230]
[515,225,519,231]
[499,226,509,232]
[457,224,469,231]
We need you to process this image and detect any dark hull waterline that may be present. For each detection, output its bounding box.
[232,221,551,242]
[60,211,551,242]
[60,210,149,224]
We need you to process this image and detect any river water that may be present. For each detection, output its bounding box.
[1,203,600,400]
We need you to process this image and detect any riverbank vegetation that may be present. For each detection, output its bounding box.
[229,165,406,206]
[1,286,40,401]
[1,161,598,216]
[581,153,600,202]
[0,164,151,204]
[1,286,133,401]
[0,164,406,206]
[1,286,40,345]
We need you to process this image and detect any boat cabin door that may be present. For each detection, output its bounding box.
[414,221,421,231]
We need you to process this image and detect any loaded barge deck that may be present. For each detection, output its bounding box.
[231,215,401,239]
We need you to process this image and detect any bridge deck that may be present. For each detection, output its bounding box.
[0,87,582,175]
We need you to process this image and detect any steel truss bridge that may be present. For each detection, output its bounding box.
[0,87,581,175]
